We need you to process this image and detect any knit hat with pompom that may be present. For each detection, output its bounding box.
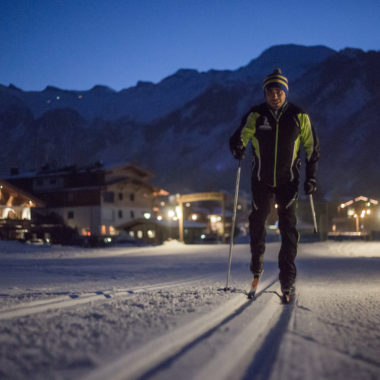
[263,68,289,95]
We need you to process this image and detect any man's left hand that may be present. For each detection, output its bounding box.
[304,178,317,194]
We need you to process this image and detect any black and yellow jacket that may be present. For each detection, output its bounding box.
[230,102,319,187]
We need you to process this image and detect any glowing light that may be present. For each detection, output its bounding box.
[210,216,218,223]
[144,212,151,219]
[340,203,345,209]
[157,215,162,221]
[367,209,371,215]
[275,204,278,209]
[191,214,198,221]
[168,210,175,218]
[200,234,206,239]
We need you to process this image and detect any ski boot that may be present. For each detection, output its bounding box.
[248,274,261,299]
[281,285,295,304]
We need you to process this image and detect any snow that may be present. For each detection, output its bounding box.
[0,240,380,380]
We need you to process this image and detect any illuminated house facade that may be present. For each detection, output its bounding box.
[330,196,379,236]
[0,180,44,239]
[5,163,167,238]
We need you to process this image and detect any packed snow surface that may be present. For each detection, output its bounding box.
[0,240,379,380]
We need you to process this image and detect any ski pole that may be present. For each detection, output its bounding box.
[224,160,241,291]
[309,194,318,234]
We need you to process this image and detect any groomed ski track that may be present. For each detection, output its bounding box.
[0,275,215,320]
[84,275,286,380]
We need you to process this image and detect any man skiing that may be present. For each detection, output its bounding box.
[229,68,319,303]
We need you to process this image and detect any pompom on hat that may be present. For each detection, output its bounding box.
[263,68,289,95]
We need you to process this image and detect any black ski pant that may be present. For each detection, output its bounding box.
[248,181,299,290]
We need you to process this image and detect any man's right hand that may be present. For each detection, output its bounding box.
[229,135,246,160]
[231,145,245,160]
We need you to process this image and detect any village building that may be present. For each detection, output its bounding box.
[330,196,379,239]
[0,179,44,240]
[4,162,168,242]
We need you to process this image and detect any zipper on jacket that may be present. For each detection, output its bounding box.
[268,104,285,187]
[273,119,279,187]
[272,109,283,187]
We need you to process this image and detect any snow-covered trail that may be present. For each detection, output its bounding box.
[0,240,380,380]
[263,244,380,380]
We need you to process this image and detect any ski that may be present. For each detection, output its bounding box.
[247,275,260,299]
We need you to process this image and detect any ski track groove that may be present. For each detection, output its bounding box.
[193,284,284,380]
[84,276,281,380]
[290,330,380,369]
[0,275,214,320]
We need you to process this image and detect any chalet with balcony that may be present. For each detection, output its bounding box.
[330,196,379,238]
[5,162,168,239]
[0,180,44,239]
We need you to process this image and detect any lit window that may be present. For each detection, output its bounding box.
[81,228,90,236]
[147,230,155,238]
[137,230,143,239]
[101,225,107,235]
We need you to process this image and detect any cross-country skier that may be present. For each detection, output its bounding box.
[229,68,320,303]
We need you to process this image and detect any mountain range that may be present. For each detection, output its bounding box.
[1,44,380,200]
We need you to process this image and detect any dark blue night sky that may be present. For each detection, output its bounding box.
[1,0,379,91]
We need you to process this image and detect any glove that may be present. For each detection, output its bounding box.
[229,135,245,160]
[231,145,245,160]
[304,178,317,195]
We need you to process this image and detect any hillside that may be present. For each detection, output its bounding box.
[1,44,379,199]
